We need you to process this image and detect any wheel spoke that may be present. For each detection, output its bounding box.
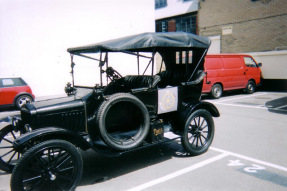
[188,134,194,141]
[56,154,71,169]
[7,150,17,164]
[59,165,75,172]
[10,131,17,139]
[201,134,207,142]
[52,150,64,166]
[23,175,42,183]
[3,137,13,144]
[191,136,196,145]
[17,152,21,160]
[24,179,42,191]
[199,136,203,146]
[1,149,14,158]
[0,146,13,149]
[33,153,47,169]
[200,124,208,131]
[193,118,197,126]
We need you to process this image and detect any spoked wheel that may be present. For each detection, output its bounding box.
[0,124,23,173]
[181,109,214,156]
[11,140,83,191]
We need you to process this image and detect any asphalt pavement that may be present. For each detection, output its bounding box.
[1,91,287,191]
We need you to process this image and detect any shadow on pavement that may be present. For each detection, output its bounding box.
[265,96,287,115]
[79,141,190,187]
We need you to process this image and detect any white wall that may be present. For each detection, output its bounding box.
[207,36,221,54]
[0,0,154,97]
[248,50,287,80]
[155,0,199,20]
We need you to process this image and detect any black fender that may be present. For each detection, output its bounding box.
[0,115,23,132]
[13,127,93,151]
[171,101,220,133]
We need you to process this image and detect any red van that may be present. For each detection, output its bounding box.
[202,54,262,98]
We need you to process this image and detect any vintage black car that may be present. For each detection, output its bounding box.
[0,32,219,191]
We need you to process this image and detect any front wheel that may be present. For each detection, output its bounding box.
[181,109,214,156]
[11,140,83,191]
[0,124,23,173]
[15,95,33,109]
[245,81,255,94]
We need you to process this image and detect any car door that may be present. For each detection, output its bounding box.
[222,56,246,90]
[0,78,17,105]
[243,56,261,85]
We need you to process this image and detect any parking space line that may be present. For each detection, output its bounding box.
[216,103,268,110]
[213,93,267,104]
[210,147,287,172]
[127,153,229,191]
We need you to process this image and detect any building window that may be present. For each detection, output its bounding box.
[156,20,168,32]
[156,14,197,34]
[175,15,196,34]
[155,0,167,9]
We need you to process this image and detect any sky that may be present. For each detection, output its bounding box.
[0,0,154,96]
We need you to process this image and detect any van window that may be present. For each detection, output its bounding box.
[204,57,223,70]
[244,57,257,67]
[223,58,242,69]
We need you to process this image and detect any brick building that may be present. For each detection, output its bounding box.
[155,0,287,88]
[198,0,287,53]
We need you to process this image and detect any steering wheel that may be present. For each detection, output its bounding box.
[106,67,122,81]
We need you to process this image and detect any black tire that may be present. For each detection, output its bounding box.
[210,84,222,99]
[181,109,214,156]
[0,124,23,173]
[246,81,255,94]
[15,95,33,109]
[10,140,83,191]
[95,93,150,151]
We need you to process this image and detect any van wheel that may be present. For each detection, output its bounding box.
[246,81,255,94]
[211,84,222,99]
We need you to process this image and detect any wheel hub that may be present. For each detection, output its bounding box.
[49,171,57,181]
[42,168,57,181]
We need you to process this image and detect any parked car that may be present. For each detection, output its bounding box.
[0,77,35,109]
[0,32,220,191]
[202,54,262,98]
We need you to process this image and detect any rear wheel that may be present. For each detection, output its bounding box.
[181,109,214,156]
[11,140,83,191]
[95,93,150,151]
[210,84,222,99]
[0,124,23,173]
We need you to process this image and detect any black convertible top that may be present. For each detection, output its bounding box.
[67,32,211,54]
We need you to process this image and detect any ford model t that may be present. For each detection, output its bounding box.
[0,32,219,190]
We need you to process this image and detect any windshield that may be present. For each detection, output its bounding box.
[72,52,155,87]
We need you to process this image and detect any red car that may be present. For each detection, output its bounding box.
[0,77,35,109]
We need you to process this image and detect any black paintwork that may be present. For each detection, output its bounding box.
[4,32,219,155]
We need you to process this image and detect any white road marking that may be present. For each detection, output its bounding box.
[216,103,268,110]
[210,147,287,172]
[128,147,287,191]
[127,153,229,191]
[213,93,267,104]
